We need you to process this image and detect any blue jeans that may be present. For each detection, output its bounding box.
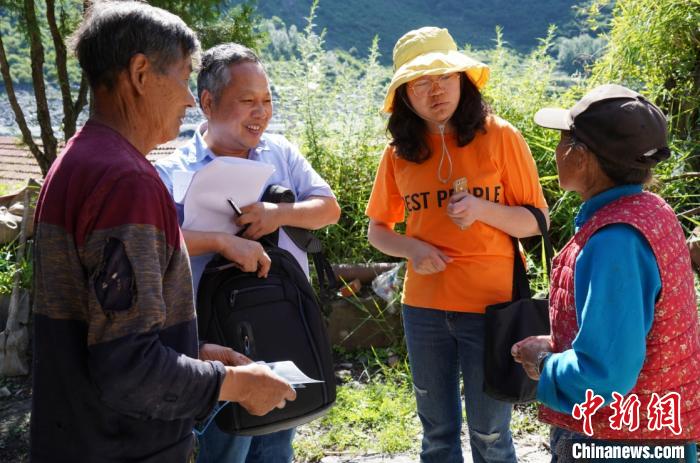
[196,421,295,463]
[550,426,697,463]
[403,305,516,463]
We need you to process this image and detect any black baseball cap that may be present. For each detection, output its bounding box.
[534,84,670,169]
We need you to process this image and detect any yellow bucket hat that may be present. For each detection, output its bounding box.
[382,27,490,114]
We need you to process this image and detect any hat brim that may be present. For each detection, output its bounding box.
[382,50,490,113]
[533,108,572,131]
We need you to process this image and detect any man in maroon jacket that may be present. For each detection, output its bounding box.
[29,2,295,462]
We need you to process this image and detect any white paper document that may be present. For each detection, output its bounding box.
[259,360,324,388]
[172,170,196,203]
[181,157,275,235]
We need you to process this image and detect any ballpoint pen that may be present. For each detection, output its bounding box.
[227,197,243,216]
[227,197,249,236]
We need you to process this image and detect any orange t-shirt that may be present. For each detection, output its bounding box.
[366,116,547,313]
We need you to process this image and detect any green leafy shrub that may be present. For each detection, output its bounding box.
[588,0,700,140]
[0,242,32,296]
[293,348,419,460]
[263,2,699,268]
[263,0,391,264]
[556,33,607,75]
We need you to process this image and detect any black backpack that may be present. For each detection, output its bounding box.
[196,187,337,436]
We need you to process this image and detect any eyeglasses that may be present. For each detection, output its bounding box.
[408,73,460,97]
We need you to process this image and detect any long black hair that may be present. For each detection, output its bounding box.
[387,73,491,163]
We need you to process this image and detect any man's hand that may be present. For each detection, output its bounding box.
[217,234,270,278]
[236,202,281,240]
[407,238,453,274]
[446,192,483,229]
[199,343,252,366]
[511,335,553,380]
[219,363,297,416]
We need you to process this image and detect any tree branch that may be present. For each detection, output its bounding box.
[664,172,700,182]
[24,0,57,174]
[46,0,76,140]
[679,206,700,218]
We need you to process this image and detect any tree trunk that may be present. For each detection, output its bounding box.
[0,30,46,172]
[24,0,57,175]
[46,0,76,141]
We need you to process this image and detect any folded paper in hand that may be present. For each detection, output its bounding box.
[258,360,324,388]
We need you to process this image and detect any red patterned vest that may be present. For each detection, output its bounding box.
[539,192,700,440]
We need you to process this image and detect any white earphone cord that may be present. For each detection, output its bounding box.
[436,123,453,184]
[400,94,453,184]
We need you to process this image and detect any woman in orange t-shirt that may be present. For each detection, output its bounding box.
[366,27,548,463]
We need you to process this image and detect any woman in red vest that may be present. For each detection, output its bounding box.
[512,84,700,462]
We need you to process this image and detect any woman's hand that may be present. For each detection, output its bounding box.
[511,335,553,380]
[407,238,453,274]
[446,192,483,229]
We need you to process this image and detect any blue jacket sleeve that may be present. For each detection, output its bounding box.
[537,224,660,413]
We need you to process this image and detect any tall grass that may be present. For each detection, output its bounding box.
[294,351,420,461]
[263,0,390,265]
[263,4,700,269]
[0,242,32,296]
[479,25,585,250]
[263,11,572,266]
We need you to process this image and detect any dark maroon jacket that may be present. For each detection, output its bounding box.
[30,121,225,463]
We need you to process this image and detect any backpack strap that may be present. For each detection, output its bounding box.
[511,206,553,300]
[283,225,323,254]
[311,251,339,311]
[259,185,294,246]
[260,184,339,303]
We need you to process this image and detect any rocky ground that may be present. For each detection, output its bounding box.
[0,375,31,463]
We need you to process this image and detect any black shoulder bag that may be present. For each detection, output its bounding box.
[483,205,553,403]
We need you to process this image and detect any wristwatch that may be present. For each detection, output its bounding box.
[537,351,551,375]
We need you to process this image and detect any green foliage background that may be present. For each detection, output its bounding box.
[0,0,267,87]
[262,0,700,268]
[238,0,583,63]
[589,0,700,141]
[0,0,83,88]
[1,0,698,281]
[0,1,698,460]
